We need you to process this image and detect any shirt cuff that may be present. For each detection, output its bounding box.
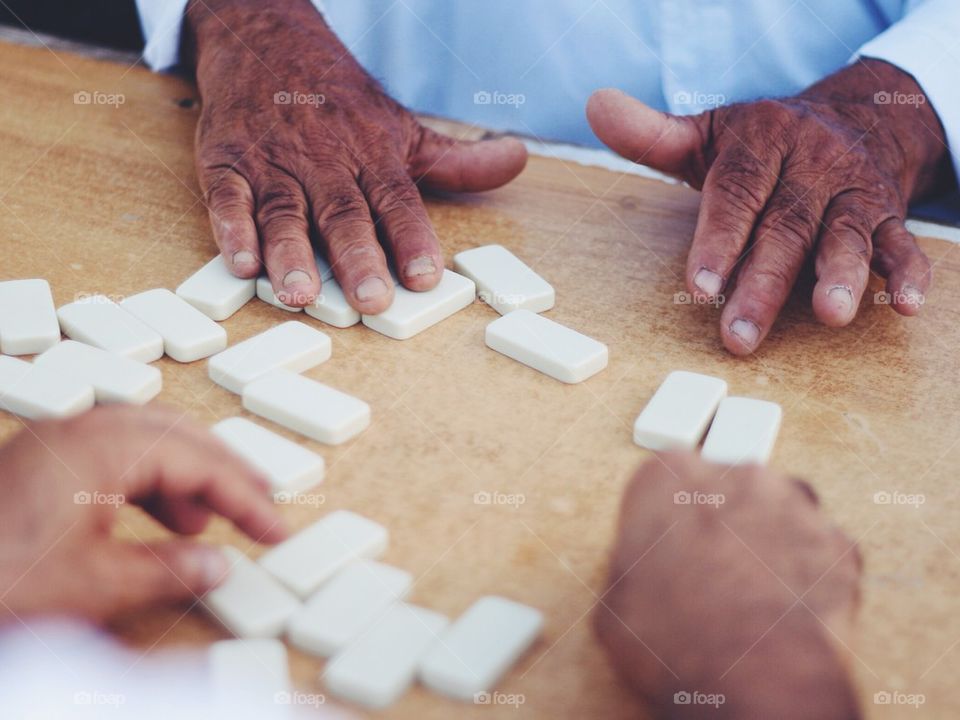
[136,0,327,72]
[856,0,960,185]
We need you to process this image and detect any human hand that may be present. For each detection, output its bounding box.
[596,453,863,719]
[588,59,952,354]
[186,0,527,312]
[0,406,286,623]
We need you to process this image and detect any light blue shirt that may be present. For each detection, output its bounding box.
[139,0,960,177]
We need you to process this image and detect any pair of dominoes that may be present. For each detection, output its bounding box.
[204,510,543,709]
[633,370,782,465]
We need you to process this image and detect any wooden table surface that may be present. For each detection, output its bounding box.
[1,40,959,719]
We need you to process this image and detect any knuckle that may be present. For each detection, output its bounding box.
[256,187,307,229]
[746,259,799,296]
[316,191,370,229]
[369,177,420,216]
[717,172,770,215]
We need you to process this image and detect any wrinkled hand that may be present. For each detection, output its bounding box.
[0,406,286,623]
[588,59,951,354]
[186,0,527,312]
[596,454,863,719]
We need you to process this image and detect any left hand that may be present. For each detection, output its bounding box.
[588,59,952,354]
[0,406,288,623]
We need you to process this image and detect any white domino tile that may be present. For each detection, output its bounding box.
[35,341,162,405]
[304,277,360,328]
[325,603,449,709]
[176,256,256,321]
[633,371,728,451]
[211,417,324,497]
[203,547,301,639]
[0,279,60,355]
[121,289,227,363]
[485,309,607,383]
[419,596,543,700]
[453,244,554,315]
[57,295,163,363]
[362,269,475,340]
[256,276,302,313]
[259,510,388,598]
[209,639,290,709]
[242,370,370,445]
[0,355,94,420]
[701,397,782,466]
[288,560,412,657]
[208,321,331,394]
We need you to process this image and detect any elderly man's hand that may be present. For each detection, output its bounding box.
[596,453,863,718]
[588,59,951,355]
[185,0,527,312]
[0,406,287,623]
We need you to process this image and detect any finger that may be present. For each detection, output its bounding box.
[140,495,212,536]
[686,143,784,299]
[199,168,261,277]
[410,126,527,193]
[872,218,930,316]
[360,164,443,291]
[81,406,287,543]
[811,193,876,327]
[98,540,229,614]
[251,172,320,307]
[720,183,830,354]
[304,169,394,314]
[586,88,708,184]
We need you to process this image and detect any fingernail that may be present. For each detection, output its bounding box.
[729,318,760,347]
[282,269,311,288]
[231,250,256,269]
[902,284,924,307]
[693,268,723,296]
[356,276,388,301]
[192,548,229,587]
[827,285,854,317]
[404,256,437,278]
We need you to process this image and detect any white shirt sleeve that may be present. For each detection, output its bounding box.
[135,0,326,72]
[856,0,960,184]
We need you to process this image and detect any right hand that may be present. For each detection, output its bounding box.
[596,453,863,718]
[0,405,287,623]
[186,0,528,312]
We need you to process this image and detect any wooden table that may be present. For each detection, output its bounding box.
[1,40,959,719]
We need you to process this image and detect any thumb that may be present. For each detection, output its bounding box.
[410,126,528,193]
[99,540,229,614]
[586,88,709,185]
